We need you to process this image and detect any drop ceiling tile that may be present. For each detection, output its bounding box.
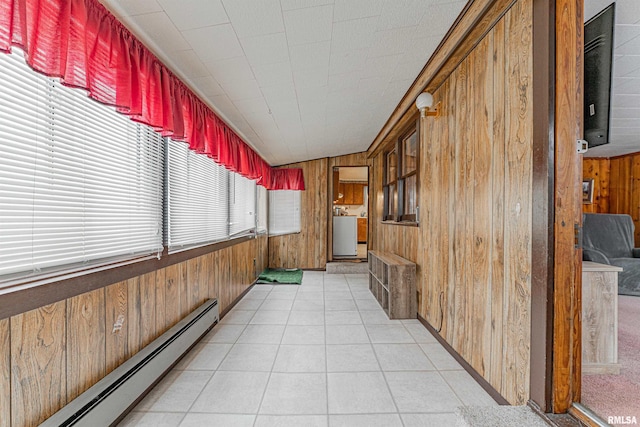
[284,5,334,46]
[182,24,243,62]
[368,26,416,58]
[293,67,329,88]
[331,17,379,53]
[280,0,334,11]
[165,50,210,79]
[233,97,270,114]
[327,72,360,93]
[414,1,465,38]
[357,76,388,94]
[329,50,369,75]
[333,0,384,22]
[611,107,640,119]
[376,0,426,31]
[129,12,191,52]
[290,41,331,71]
[252,62,295,88]
[205,56,255,84]
[360,54,402,79]
[261,83,297,105]
[222,0,285,38]
[114,0,163,16]
[190,76,224,97]
[241,33,290,66]
[612,94,640,108]
[399,35,442,65]
[158,0,228,31]
[224,79,262,101]
[613,55,640,77]
[383,78,413,99]
[615,25,640,48]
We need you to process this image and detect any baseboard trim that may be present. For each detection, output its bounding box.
[417,314,510,406]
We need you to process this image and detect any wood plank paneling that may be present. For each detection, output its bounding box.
[11,302,67,426]
[105,281,128,374]
[0,318,9,427]
[67,289,106,401]
[5,237,262,425]
[269,158,328,269]
[584,154,640,246]
[369,0,533,406]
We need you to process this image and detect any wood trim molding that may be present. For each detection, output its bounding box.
[367,0,517,158]
[529,0,556,413]
[418,314,510,405]
[552,0,584,413]
[0,236,254,320]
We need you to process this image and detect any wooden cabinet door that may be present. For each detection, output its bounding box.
[353,184,365,205]
[344,183,354,204]
[357,218,367,242]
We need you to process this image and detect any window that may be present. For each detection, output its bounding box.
[383,123,419,222]
[0,49,164,285]
[268,190,301,236]
[229,173,256,237]
[256,185,268,234]
[166,139,229,252]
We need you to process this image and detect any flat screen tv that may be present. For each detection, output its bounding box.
[584,3,615,148]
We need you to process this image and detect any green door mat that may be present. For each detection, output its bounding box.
[256,268,303,284]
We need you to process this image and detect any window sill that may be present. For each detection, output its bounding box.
[381,220,419,227]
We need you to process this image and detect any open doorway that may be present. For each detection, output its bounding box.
[331,166,368,260]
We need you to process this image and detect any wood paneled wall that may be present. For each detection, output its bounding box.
[269,158,328,269]
[1,236,267,427]
[369,0,533,405]
[583,154,640,245]
[268,152,370,269]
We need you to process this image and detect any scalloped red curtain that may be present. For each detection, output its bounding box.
[0,0,304,190]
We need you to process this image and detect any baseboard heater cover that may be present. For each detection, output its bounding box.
[41,299,219,427]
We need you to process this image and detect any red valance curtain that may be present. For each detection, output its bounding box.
[0,0,304,190]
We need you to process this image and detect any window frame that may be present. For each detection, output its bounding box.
[382,120,419,223]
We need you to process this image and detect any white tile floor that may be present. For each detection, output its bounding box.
[119,272,498,427]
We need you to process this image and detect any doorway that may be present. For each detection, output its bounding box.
[331,166,368,260]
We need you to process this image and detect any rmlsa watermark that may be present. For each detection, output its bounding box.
[608,415,638,425]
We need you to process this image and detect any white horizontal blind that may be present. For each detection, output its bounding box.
[256,185,268,234]
[268,190,301,236]
[229,173,256,237]
[0,49,164,284]
[167,139,229,252]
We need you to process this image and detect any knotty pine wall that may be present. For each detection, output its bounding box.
[369,0,533,405]
[268,152,370,269]
[583,154,640,245]
[0,236,267,427]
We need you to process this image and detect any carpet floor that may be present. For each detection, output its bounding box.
[582,295,640,426]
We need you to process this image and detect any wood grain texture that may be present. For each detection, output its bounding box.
[66,289,106,401]
[585,154,640,246]
[368,0,533,405]
[367,0,517,157]
[105,281,128,374]
[0,319,9,427]
[553,0,583,412]
[269,158,328,269]
[11,302,67,426]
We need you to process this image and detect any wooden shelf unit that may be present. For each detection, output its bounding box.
[368,250,417,319]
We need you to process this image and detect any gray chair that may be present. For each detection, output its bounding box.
[583,213,640,296]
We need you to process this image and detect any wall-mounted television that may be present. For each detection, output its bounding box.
[584,3,615,148]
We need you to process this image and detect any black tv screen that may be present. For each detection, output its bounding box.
[584,3,615,148]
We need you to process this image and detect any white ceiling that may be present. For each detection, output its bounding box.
[585,0,640,158]
[98,0,466,165]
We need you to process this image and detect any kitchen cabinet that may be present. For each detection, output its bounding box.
[357,218,367,243]
[336,182,366,205]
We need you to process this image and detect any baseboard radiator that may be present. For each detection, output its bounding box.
[42,299,219,427]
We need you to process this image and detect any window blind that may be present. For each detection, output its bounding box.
[256,185,268,234]
[167,139,229,252]
[229,173,256,237]
[268,190,301,236]
[0,49,164,285]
